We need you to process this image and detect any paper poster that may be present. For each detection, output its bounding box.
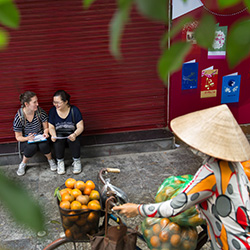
[172,0,203,19]
[200,67,218,98]
[208,25,228,59]
[182,60,198,90]
[221,73,241,103]
[182,21,201,55]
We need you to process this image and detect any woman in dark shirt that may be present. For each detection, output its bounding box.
[49,90,84,175]
[13,91,57,176]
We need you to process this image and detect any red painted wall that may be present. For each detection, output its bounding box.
[0,0,166,143]
[169,6,250,124]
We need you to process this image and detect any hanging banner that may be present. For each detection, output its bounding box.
[221,73,241,103]
[208,25,228,59]
[173,0,203,19]
[200,67,218,98]
[182,60,198,90]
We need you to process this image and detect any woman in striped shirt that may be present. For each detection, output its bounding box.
[13,91,57,176]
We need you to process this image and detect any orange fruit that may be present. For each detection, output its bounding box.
[71,200,82,210]
[74,180,86,192]
[143,229,153,239]
[168,222,181,234]
[159,230,169,242]
[160,218,170,228]
[81,204,89,210]
[68,211,79,221]
[87,211,99,222]
[170,234,181,247]
[71,188,82,198]
[60,200,71,209]
[182,240,192,250]
[152,223,161,234]
[87,200,101,210]
[76,194,89,205]
[89,190,100,200]
[150,235,161,248]
[83,187,92,195]
[65,178,76,189]
[76,215,87,226]
[60,188,70,196]
[61,192,75,203]
[85,180,95,190]
[65,229,72,238]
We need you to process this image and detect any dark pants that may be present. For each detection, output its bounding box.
[21,141,51,158]
[53,137,81,159]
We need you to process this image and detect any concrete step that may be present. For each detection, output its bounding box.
[0,128,174,165]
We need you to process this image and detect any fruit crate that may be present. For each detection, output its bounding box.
[57,183,102,241]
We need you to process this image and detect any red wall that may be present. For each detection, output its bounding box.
[169,6,250,124]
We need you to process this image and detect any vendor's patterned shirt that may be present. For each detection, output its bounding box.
[138,157,250,249]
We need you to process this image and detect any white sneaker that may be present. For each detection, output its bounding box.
[57,160,65,175]
[72,159,82,174]
[48,159,57,171]
[17,162,27,176]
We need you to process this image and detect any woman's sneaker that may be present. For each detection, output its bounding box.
[57,160,65,175]
[48,159,57,171]
[17,162,27,176]
[72,159,82,174]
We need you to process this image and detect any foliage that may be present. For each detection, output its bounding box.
[0,170,45,232]
[83,0,250,84]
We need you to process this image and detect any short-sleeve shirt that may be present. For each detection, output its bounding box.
[48,105,82,132]
[13,107,48,136]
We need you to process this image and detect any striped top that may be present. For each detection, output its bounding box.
[13,107,48,136]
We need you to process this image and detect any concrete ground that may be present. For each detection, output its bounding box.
[0,143,211,250]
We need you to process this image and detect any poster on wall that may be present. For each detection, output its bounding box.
[208,25,228,59]
[182,21,200,55]
[221,73,241,103]
[181,60,198,90]
[200,67,218,98]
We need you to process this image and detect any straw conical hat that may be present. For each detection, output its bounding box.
[170,104,250,162]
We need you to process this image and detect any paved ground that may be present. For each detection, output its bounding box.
[0,143,211,250]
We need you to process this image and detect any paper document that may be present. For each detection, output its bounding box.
[52,136,69,139]
[28,134,47,144]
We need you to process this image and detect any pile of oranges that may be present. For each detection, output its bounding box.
[142,217,198,250]
[56,178,101,240]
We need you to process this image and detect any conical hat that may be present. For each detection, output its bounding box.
[170,104,250,162]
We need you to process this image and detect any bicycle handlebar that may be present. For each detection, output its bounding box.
[98,168,120,185]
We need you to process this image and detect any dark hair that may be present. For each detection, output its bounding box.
[19,91,37,107]
[53,90,71,105]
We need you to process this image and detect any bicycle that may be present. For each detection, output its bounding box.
[43,168,209,250]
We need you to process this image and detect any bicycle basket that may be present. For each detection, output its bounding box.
[57,183,102,241]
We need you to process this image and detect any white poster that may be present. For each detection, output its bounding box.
[172,0,203,19]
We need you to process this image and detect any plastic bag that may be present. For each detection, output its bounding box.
[155,175,206,227]
[141,217,198,250]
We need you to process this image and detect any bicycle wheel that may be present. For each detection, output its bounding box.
[43,237,91,250]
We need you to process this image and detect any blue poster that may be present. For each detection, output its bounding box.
[221,74,241,103]
[182,61,198,90]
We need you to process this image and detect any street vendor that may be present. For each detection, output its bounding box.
[113,104,250,249]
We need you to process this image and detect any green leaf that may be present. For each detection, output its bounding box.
[157,41,191,84]
[82,0,96,9]
[109,0,132,59]
[243,0,250,10]
[194,15,216,48]
[160,16,193,49]
[135,0,168,22]
[0,171,45,232]
[227,18,250,68]
[218,0,241,8]
[54,187,61,201]
[0,1,20,29]
[0,29,9,49]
